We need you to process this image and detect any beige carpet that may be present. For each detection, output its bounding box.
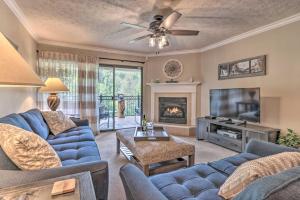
[95,132,236,200]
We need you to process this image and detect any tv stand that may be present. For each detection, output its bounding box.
[196,117,280,152]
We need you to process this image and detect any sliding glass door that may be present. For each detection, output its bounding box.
[98,65,142,131]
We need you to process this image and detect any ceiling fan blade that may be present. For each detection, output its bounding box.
[168,30,199,36]
[159,11,182,29]
[129,34,152,44]
[120,22,147,30]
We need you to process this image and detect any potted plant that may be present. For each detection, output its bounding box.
[278,129,300,148]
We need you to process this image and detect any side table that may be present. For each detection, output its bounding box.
[0,172,96,200]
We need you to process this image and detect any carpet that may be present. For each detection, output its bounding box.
[95,132,236,200]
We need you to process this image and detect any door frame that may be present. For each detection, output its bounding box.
[99,64,143,132]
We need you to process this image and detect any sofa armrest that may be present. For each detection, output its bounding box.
[119,164,168,200]
[0,160,108,200]
[70,117,89,126]
[245,139,299,157]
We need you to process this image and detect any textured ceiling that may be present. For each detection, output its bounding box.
[15,0,300,53]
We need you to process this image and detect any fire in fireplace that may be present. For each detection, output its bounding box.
[159,97,187,124]
[164,106,183,117]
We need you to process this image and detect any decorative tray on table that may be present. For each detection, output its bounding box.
[134,126,170,141]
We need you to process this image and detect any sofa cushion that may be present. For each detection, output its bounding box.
[234,166,300,200]
[0,124,62,170]
[51,141,100,166]
[219,152,300,199]
[0,113,32,132]
[47,126,95,145]
[20,109,49,139]
[41,111,76,135]
[150,164,227,200]
[208,153,260,176]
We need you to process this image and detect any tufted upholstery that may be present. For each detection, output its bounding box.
[0,109,108,200]
[150,164,227,200]
[51,141,101,166]
[46,124,100,167]
[120,140,298,200]
[47,126,95,145]
[0,113,32,132]
[20,109,49,139]
[208,153,260,176]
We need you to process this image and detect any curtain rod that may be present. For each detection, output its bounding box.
[98,57,145,64]
[36,50,145,64]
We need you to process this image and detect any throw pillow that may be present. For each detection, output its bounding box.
[218,152,300,199]
[234,166,300,200]
[0,123,62,170]
[42,111,76,135]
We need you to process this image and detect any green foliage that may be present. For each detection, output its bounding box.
[98,67,141,96]
[98,66,142,116]
[278,129,300,148]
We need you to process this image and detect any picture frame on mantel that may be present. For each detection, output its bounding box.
[218,55,266,80]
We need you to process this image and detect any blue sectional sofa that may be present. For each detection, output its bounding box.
[0,109,108,200]
[120,140,300,200]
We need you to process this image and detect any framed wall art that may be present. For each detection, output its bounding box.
[218,55,266,80]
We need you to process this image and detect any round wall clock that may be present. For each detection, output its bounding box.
[163,59,183,79]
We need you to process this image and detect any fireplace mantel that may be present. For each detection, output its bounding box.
[147,81,201,127]
[147,81,201,90]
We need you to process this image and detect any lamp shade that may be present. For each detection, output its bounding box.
[39,77,69,93]
[0,32,44,87]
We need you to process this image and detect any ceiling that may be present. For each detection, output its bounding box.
[13,0,300,54]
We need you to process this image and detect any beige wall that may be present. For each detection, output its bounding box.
[0,0,37,116]
[201,21,300,132]
[143,53,202,118]
[2,0,299,133]
[144,21,300,133]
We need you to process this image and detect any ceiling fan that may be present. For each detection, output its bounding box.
[121,11,199,49]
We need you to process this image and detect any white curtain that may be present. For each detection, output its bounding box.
[37,51,99,133]
[78,56,98,132]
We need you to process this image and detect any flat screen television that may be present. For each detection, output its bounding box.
[210,88,260,123]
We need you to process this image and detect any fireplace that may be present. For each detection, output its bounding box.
[159,97,187,124]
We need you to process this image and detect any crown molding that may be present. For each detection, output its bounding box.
[2,0,38,40]
[38,40,147,57]
[4,0,300,58]
[147,12,300,57]
[3,0,146,57]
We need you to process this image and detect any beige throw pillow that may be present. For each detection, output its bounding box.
[0,123,62,170]
[218,151,300,199]
[42,111,76,135]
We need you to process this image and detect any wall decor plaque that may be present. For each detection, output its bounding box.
[218,55,266,80]
[163,59,183,81]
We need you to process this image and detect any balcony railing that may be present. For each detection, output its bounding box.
[98,95,141,117]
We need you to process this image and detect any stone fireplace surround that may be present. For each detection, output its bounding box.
[147,82,201,136]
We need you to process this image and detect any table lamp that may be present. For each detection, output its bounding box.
[0,32,44,87]
[39,78,69,111]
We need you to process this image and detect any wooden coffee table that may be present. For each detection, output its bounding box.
[116,128,195,176]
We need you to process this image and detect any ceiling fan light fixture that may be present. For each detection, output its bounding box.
[149,36,156,47]
[160,35,168,46]
[158,35,169,49]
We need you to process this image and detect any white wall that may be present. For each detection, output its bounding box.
[0,0,37,116]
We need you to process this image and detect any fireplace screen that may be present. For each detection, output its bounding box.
[159,97,187,124]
